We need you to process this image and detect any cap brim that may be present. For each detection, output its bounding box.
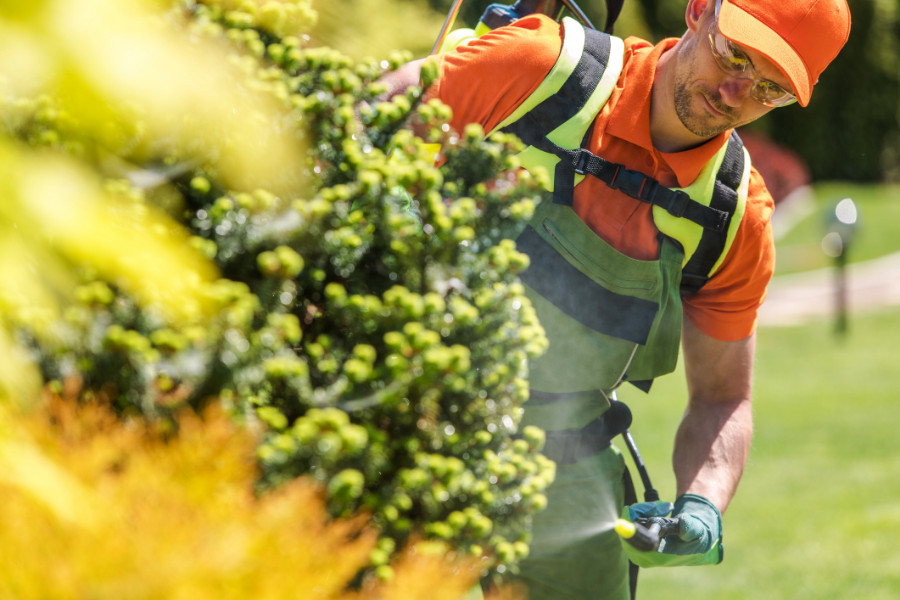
[717,2,811,106]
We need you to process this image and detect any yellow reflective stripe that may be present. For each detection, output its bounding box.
[652,143,749,272]
[653,152,723,267]
[544,34,623,191]
[490,17,586,134]
[548,35,624,148]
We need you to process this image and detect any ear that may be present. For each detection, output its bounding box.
[685,0,711,33]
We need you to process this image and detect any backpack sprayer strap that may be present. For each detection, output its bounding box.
[536,395,662,503]
[555,144,732,234]
[539,398,633,465]
[431,0,611,55]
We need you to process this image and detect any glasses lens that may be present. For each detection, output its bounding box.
[752,85,797,106]
[709,29,749,74]
[709,24,797,107]
[751,81,784,105]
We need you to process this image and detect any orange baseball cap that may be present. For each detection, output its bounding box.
[716,0,851,106]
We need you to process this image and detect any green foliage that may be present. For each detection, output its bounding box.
[313,0,447,59]
[4,0,552,583]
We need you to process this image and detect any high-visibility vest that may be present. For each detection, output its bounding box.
[487,18,752,427]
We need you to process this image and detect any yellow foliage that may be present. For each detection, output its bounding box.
[312,0,446,60]
[193,0,319,38]
[0,0,307,197]
[0,394,515,600]
[0,143,219,324]
[0,0,310,401]
[0,140,221,402]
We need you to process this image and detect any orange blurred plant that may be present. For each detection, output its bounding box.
[0,388,519,600]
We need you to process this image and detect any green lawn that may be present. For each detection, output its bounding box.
[774,181,900,275]
[615,302,900,598]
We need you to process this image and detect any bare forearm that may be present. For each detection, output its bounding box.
[673,395,752,512]
[676,321,756,513]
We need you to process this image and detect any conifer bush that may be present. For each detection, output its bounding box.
[3,0,553,582]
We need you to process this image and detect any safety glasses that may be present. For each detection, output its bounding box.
[707,2,797,107]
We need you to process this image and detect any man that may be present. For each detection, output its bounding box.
[382,0,851,598]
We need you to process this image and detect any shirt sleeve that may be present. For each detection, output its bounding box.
[426,15,564,135]
[682,168,776,341]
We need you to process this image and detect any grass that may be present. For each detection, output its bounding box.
[614,296,900,599]
[774,181,900,275]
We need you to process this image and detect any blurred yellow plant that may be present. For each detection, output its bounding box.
[0,140,220,403]
[0,0,308,196]
[0,393,507,599]
[312,0,447,60]
[191,0,319,38]
[0,142,218,322]
[0,0,318,401]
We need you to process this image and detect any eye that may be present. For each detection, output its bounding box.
[755,79,788,99]
[724,41,751,70]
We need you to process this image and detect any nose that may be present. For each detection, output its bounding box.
[718,76,754,108]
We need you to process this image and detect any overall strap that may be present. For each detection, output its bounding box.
[539,134,748,294]
[496,17,625,195]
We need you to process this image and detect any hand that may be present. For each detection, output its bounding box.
[619,494,723,567]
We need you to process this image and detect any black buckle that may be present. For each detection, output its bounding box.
[609,166,647,199]
[573,151,590,175]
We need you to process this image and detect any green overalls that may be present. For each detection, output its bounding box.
[488,17,752,600]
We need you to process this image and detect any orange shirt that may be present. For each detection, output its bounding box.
[428,15,775,342]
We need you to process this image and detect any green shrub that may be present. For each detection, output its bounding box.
[3,0,552,583]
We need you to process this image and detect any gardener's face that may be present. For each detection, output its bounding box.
[672,15,793,137]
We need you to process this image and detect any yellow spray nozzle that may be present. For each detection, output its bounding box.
[614,518,636,539]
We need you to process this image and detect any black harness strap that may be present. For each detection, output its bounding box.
[679,131,745,294]
[544,141,734,234]
[603,0,626,34]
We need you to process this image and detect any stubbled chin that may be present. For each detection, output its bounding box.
[676,93,733,138]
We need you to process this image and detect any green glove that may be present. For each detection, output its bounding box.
[619,493,724,568]
[623,499,674,521]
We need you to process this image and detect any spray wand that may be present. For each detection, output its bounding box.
[615,516,680,552]
[606,393,681,552]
